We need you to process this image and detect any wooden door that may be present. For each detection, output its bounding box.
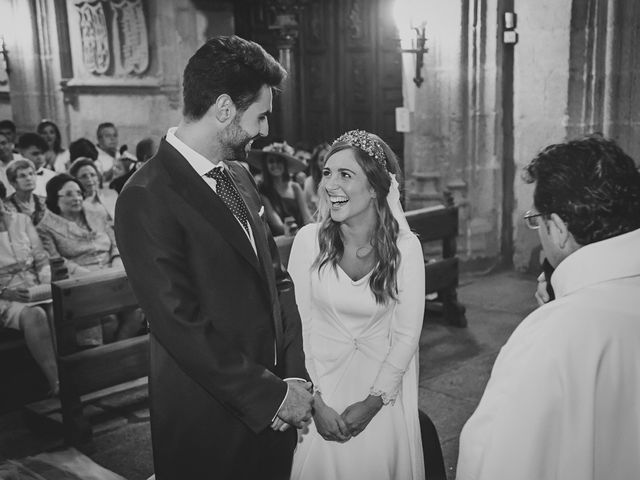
[299,0,403,158]
[235,0,403,161]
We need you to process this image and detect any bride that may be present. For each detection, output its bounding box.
[286,130,426,479]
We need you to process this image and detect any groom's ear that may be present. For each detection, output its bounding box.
[212,94,236,124]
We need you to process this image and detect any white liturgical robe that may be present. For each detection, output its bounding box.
[457,227,640,480]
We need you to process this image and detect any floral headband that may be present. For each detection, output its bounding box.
[332,130,387,168]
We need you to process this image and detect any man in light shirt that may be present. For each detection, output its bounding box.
[95,122,118,182]
[457,135,640,480]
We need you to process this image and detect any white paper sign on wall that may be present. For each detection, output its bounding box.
[395,107,412,133]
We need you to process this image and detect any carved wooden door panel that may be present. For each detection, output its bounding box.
[300,0,403,159]
[234,0,402,160]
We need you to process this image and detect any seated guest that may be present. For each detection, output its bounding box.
[0,181,58,395]
[302,142,330,215]
[292,141,312,188]
[135,136,156,165]
[68,137,99,163]
[69,157,116,221]
[109,136,158,195]
[36,174,141,341]
[37,119,70,173]
[247,142,312,236]
[0,119,17,146]
[456,135,640,480]
[0,132,23,196]
[16,133,55,197]
[109,148,137,194]
[95,122,119,182]
[4,158,47,225]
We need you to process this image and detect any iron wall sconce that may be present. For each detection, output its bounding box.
[0,36,10,77]
[400,25,428,87]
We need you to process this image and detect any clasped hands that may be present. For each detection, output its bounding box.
[270,381,383,441]
[0,287,31,302]
[312,394,383,443]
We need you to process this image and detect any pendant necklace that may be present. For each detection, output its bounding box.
[355,243,373,259]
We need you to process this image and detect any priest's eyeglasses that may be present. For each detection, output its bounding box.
[524,210,544,230]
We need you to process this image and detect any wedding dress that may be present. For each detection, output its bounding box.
[288,224,426,480]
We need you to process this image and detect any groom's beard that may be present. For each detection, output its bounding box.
[219,119,256,162]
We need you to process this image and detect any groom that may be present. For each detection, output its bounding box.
[115,36,313,479]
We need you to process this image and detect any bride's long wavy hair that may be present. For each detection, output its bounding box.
[312,133,402,305]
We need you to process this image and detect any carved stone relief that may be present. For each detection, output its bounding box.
[111,0,149,74]
[348,0,364,41]
[350,55,367,104]
[72,0,149,77]
[76,1,110,74]
[308,59,325,105]
[308,3,324,44]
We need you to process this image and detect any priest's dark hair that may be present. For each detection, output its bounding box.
[524,134,640,245]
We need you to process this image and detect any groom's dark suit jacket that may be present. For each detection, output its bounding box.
[114,139,309,480]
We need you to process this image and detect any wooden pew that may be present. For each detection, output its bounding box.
[275,234,295,268]
[25,268,149,446]
[405,205,467,327]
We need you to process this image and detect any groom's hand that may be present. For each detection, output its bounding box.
[271,380,313,431]
[276,381,313,428]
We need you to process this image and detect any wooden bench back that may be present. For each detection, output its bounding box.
[405,206,459,254]
[405,205,460,294]
[52,269,139,355]
[52,269,148,397]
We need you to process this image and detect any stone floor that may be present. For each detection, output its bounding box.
[0,268,537,480]
[419,269,537,479]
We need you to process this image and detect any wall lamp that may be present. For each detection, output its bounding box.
[393,1,428,88]
[402,25,427,87]
[0,35,9,77]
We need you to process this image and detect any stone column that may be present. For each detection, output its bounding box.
[6,0,66,133]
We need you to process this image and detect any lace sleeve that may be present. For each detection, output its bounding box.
[370,234,425,404]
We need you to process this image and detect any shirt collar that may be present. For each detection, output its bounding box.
[552,227,640,298]
[166,127,225,176]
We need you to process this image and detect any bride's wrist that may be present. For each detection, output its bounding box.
[364,394,384,411]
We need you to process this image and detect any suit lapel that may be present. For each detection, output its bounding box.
[158,140,262,277]
[228,165,270,267]
[228,164,284,353]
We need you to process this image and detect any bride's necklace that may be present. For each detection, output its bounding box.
[355,243,373,259]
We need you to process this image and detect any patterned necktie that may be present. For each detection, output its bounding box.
[204,167,250,234]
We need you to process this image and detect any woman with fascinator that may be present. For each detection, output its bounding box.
[286,130,425,479]
[248,142,313,235]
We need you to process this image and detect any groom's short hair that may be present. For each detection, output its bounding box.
[182,35,287,121]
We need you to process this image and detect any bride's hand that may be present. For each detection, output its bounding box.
[341,395,383,437]
[313,394,351,443]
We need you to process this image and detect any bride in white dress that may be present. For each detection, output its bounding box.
[287,130,426,480]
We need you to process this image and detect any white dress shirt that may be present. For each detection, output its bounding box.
[34,167,56,197]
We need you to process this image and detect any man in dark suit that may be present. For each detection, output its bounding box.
[114,36,313,480]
